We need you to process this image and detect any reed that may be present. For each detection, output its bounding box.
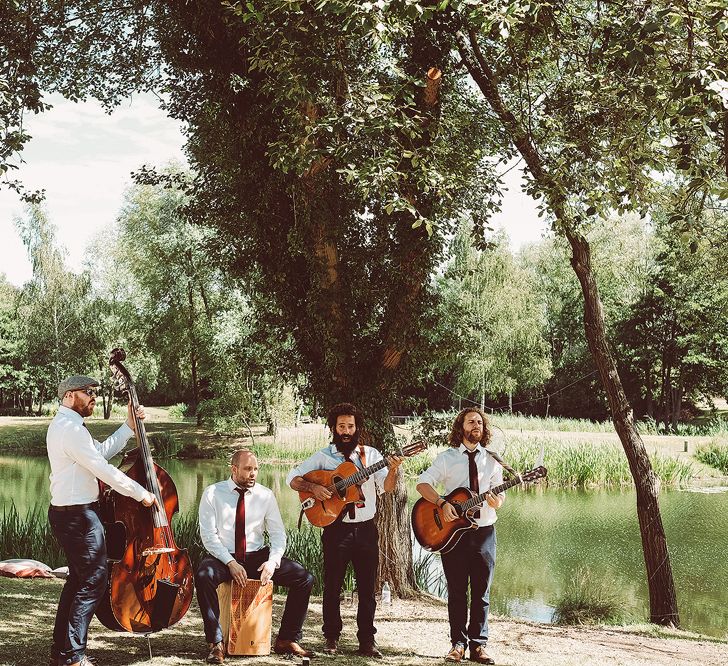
[551,568,625,625]
[0,503,64,568]
[405,437,695,488]
[7,506,424,602]
[694,440,728,474]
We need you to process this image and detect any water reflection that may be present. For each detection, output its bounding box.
[2,456,726,638]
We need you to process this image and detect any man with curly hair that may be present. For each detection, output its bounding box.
[287,402,403,658]
[416,407,504,665]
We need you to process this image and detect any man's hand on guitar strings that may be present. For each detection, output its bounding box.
[485,491,504,509]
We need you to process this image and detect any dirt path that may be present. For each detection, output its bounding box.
[2,569,727,666]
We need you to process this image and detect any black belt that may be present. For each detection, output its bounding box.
[50,501,99,512]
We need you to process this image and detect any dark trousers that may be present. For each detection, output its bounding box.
[441,525,496,650]
[48,504,108,665]
[322,519,378,644]
[195,548,314,645]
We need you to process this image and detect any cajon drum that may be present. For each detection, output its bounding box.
[217,579,273,655]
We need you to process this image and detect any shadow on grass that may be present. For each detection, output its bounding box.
[0,578,448,666]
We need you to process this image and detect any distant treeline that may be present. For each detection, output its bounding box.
[1,178,726,433]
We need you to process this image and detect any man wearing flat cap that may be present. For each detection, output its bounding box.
[47,375,155,666]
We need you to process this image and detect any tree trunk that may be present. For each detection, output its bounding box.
[366,401,418,598]
[565,229,680,626]
[670,383,683,433]
[455,29,680,626]
[187,276,200,408]
[35,386,44,416]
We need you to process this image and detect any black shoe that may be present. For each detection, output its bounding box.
[323,638,338,655]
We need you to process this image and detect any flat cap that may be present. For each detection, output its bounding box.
[58,375,100,401]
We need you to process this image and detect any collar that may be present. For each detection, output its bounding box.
[58,405,84,426]
[227,477,252,494]
[458,442,482,455]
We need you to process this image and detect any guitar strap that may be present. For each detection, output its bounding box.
[346,444,367,519]
[484,448,522,483]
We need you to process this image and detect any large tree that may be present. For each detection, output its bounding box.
[4,0,728,617]
[441,0,727,625]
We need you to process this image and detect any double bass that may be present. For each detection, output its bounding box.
[96,348,194,633]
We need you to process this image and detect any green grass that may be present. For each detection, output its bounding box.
[0,503,64,568]
[405,437,695,488]
[551,568,626,625]
[694,440,728,474]
[6,507,440,600]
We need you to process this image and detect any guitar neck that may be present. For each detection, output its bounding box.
[463,475,523,511]
[340,459,388,489]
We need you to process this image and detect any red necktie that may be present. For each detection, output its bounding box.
[234,487,247,562]
[465,449,481,519]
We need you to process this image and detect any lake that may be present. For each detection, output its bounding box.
[1,455,727,638]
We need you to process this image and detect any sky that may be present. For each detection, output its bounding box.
[0,93,548,287]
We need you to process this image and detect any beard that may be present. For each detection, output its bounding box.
[72,395,95,418]
[465,429,482,445]
[333,430,360,457]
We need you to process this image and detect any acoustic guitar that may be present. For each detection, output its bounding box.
[411,466,547,553]
[298,441,427,527]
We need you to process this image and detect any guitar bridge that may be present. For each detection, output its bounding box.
[301,498,316,511]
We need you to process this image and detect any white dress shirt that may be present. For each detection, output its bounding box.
[417,443,504,527]
[47,405,148,506]
[286,444,388,523]
[198,478,286,568]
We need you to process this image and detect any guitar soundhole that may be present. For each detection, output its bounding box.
[433,510,442,530]
[332,476,345,500]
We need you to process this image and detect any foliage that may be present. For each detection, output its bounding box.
[148,431,182,459]
[0,503,63,568]
[13,204,97,413]
[552,568,625,625]
[406,434,696,487]
[435,226,552,406]
[167,403,192,420]
[694,441,728,474]
[617,204,728,431]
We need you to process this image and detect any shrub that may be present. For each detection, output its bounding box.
[0,504,64,568]
[695,441,728,474]
[168,403,192,420]
[148,432,182,458]
[552,568,624,625]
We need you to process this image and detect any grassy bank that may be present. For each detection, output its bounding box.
[404,436,697,488]
[1,507,436,598]
[2,411,723,486]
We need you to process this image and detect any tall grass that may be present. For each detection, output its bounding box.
[411,410,728,438]
[6,507,439,601]
[551,568,625,625]
[406,437,695,488]
[694,441,728,474]
[0,503,64,568]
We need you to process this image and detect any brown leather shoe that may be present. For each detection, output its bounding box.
[357,642,383,658]
[69,657,96,666]
[206,641,225,664]
[470,645,495,665]
[445,644,466,662]
[323,638,338,655]
[273,638,315,658]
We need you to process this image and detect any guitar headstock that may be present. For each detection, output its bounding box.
[521,466,547,483]
[400,440,427,457]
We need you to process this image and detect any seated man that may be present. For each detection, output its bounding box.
[195,449,315,663]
